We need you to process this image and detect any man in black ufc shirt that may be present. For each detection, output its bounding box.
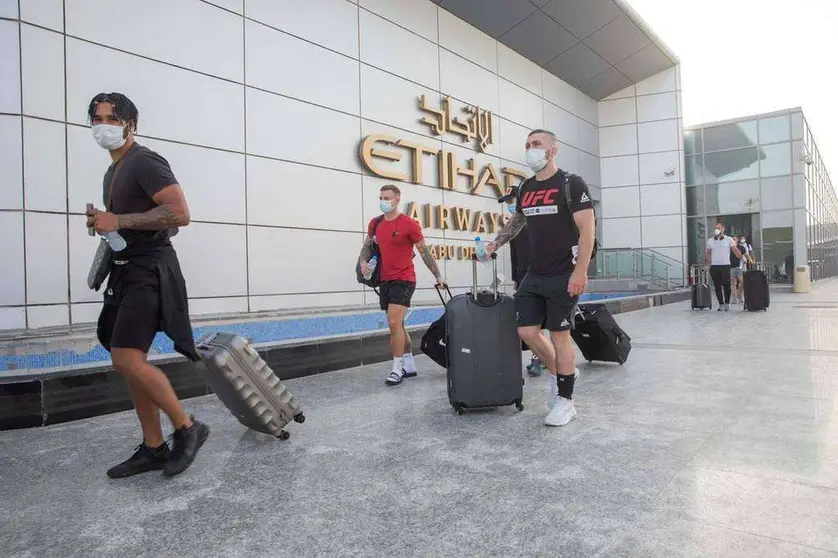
[487,129,596,427]
[86,93,209,478]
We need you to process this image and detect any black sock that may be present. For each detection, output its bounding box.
[557,373,576,400]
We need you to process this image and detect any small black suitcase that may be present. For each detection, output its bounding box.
[446,255,524,415]
[743,270,770,311]
[420,286,451,368]
[691,267,712,310]
[571,304,631,365]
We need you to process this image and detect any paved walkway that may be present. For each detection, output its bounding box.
[2,281,838,557]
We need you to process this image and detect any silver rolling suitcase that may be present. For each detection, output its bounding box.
[446,254,524,415]
[196,332,305,439]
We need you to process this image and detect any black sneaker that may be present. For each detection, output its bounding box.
[162,417,210,478]
[106,442,170,479]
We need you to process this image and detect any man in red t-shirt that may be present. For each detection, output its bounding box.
[359,185,445,385]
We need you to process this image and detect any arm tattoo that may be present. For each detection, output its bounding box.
[493,213,526,249]
[117,204,184,230]
[358,236,373,264]
[416,242,441,278]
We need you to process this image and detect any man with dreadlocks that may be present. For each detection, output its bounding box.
[85,92,209,478]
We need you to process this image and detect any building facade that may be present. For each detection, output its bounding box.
[684,108,837,282]
[0,0,684,332]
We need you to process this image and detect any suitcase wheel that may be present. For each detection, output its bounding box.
[515,400,524,412]
[453,404,464,416]
[293,412,306,424]
[277,430,290,440]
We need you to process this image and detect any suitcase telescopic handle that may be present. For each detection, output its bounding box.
[471,253,499,301]
[434,283,452,306]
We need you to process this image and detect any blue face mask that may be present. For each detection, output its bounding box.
[379,200,394,214]
[507,204,516,214]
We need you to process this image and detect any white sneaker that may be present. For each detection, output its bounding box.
[545,397,577,427]
[547,368,580,410]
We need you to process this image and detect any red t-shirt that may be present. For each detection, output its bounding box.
[368,214,424,283]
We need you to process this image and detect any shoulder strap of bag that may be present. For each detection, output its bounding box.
[371,214,385,236]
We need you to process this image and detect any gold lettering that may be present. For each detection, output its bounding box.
[448,152,477,192]
[423,203,432,228]
[473,163,504,197]
[438,149,451,189]
[501,167,528,191]
[429,244,438,259]
[398,139,439,185]
[437,205,451,230]
[446,97,476,145]
[454,207,471,231]
[418,94,447,136]
[488,212,502,233]
[406,202,420,224]
[470,106,494,153]
[359,134,407,181]
[473,212,488,234]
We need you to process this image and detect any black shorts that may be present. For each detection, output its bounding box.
[97,262,161,353]
[379,280,416,311]
[514,272,578,332]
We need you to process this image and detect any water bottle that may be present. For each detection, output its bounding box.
[363,256,377,280]
[103,231,127,252]
[474,237,489,262]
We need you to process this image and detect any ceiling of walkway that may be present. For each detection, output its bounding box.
[432,0,679,99]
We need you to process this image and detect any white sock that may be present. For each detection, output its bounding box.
[403,353,416,372]
[392,357,404,374]
[548,377,558,408]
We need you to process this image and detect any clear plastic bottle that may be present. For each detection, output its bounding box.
[363,255,377,280]
[474,237,489,262]
[103,231,127,252]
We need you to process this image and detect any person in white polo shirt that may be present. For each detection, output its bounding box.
[705,220,743,311]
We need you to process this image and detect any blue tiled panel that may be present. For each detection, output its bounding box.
[0,292,640,373]
[0,307,444,372]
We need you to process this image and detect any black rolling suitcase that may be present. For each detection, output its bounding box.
[571,304,631,365]
[743,269,769,311]
[691,267,712,310]
[446,255,524,415]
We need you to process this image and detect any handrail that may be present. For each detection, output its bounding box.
[589,247,687,289]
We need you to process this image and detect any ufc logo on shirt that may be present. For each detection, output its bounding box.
[521,188,560,217]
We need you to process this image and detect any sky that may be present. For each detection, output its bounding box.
[627,0,838,177]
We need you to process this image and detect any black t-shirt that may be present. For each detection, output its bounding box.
[516,170,594,276]
[510,224,531,284]
[102,143,178,256]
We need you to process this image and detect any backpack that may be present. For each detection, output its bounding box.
[519,172,599,260]
[356,215,385,291]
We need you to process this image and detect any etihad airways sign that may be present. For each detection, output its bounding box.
[358,94,528,197]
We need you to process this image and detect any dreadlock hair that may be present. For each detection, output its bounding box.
[87,92,139,131]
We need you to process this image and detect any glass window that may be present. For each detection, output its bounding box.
[761,175,793,211]
[762,211,794,282]
[758,115,790,144]
[684,129,702,155]
[703,148,759,182]
[686,217,706,266]
[685,155,702,185]
[703,121,758,152]
[760,143,792,178]
[705,179,760,215]
[686,186,704,216]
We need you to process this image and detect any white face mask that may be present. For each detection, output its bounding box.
[525,148,549,172]
[92,124,127,151]
[714,228,722,237]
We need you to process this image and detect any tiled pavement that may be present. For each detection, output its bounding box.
[1,281,837,556]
